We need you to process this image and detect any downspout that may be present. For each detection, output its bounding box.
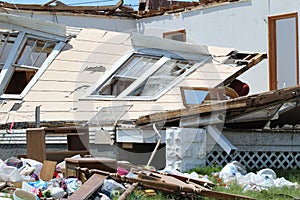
[146,123,162,166]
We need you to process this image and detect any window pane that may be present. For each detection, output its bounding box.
[15,38,56,68]
[129,59,195,97]
[97,54,160,96]
[0,33,17,64]
[118,55,159,78]
[183,89,209,105]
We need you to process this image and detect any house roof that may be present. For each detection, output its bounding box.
[0,0,244,19]
[0,13,265,129]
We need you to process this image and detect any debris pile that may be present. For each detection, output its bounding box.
[218,161,299,192]
[0,156,298,200]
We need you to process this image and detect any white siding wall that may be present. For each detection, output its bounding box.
[137,0,300,94]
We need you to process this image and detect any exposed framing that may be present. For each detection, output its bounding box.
[163,29,186,42]
[268,12,299,90]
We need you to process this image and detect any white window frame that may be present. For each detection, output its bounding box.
[89,50,210,101]
[0,31,65,99]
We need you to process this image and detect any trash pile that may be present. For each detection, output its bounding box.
[0,156,298,200]
[218,161,299,191]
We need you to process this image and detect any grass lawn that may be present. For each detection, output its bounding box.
[127,167,300,200]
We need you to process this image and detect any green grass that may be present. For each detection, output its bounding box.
[127,167,300,200]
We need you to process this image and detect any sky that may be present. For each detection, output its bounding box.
[5,0,139,8]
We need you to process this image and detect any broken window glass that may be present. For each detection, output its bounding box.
[15,37,56,68]
[96,54,160,96]
[128,59,195,97]
[0,32,17,64]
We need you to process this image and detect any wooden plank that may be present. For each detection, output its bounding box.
[136,85,300,125]
[40,160,57,181]
[216,53,267,87]
[68,173,107,200]
[124,175,255,200]
[2,0,124,12]
[118,182,138,200]
[26,128,46,162]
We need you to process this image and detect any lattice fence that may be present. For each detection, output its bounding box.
[206,151,300,169]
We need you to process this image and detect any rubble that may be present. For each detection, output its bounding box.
[0,154,299,200]
[218,161,299,192]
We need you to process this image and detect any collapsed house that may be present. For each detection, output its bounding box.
[0,5,299,170]
[0,12,275,170]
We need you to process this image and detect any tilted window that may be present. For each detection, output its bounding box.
[97,54,160,97]
[0,31,63,98]
[128,59,195,97]
[92,53,204,100]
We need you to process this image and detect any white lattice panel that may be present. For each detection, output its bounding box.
[206,151,300,169]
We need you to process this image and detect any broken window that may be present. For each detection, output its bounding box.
[96,54,160,96]
[128,59,195,97]
[0,32,17,64]
[15,37,56,68]
[0,31,61,97]
[181,87,209,106]
[181,87,239,107]
[93,53,202,100]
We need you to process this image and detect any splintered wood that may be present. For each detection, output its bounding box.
[69,167,256,200]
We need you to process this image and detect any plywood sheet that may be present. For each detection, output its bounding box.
[40,160,57,181]
[68,173,107,200]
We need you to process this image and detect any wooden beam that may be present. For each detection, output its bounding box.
[1,0,123,12]
[135,85,300,126]
[218,52,267,87]
[68,173,107,200]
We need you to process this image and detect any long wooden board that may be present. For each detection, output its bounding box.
[68,173,107,200]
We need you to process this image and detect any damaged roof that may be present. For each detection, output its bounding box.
[0,13,265,129]
[0,0,243,18]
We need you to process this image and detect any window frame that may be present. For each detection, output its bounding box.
[268,12,299,90]
[0,31,65,99]
[90,51,209,101]
[163,29,187,42]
